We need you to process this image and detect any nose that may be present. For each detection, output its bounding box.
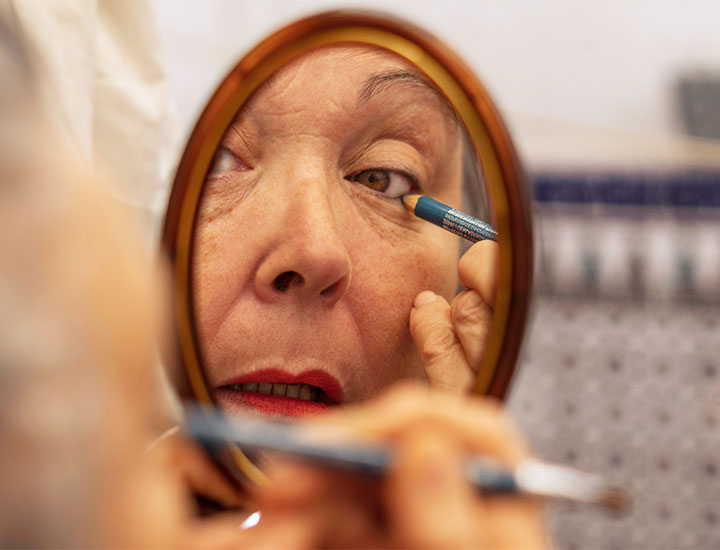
[253,182,352,306]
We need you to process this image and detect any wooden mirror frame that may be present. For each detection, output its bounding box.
[162,9,533,483]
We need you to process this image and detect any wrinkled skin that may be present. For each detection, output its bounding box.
[192,45,497,414]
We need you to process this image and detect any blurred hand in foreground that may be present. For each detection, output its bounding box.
[239,383,548,549]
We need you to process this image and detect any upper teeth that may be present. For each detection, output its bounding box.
[229,382,319,402]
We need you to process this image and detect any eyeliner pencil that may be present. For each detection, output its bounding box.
[185,406,629,512]
[402,194,498,243]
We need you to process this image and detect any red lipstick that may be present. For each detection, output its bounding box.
[213,369,343,418]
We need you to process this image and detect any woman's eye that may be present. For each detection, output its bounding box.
[348,169,418,198]
[208,147,246,176]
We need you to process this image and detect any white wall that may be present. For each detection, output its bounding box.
[152,0,720,168]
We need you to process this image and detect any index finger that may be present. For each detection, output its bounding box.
[458,240,498,307]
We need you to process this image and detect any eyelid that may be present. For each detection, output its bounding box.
[348,166,423,190]
[209,146,252,175]
[224,122,258,162]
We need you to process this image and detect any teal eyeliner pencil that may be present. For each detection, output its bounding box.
[402,194,497,243]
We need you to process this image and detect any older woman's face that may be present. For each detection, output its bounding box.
[193,45,464,417]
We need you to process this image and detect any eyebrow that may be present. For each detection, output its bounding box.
[358,70,458,122]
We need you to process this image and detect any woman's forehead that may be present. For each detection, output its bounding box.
[265,45,419,94]
[235,45,461,164]
[245,45,456,125]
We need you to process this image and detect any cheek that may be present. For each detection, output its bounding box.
[344,193,460,305]
[190,215,257,344]
[345,226,459,384]
[346,201,459,306]
[191,228,224,344]
[352,240,456,305]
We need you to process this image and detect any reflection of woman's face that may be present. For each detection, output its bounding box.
[193,45,463,417]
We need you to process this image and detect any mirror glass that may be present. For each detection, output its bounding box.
[163,10,532,436]
[193,44,496,417]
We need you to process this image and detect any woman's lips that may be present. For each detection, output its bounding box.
[214,389,333,418]
[220,369,343,403]
[213,369,343,418]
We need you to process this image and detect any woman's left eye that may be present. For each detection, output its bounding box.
[208,146,246,176]
[347,169,419,198]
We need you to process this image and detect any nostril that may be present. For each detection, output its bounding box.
[273,271,304,291]
[320,281,338,296]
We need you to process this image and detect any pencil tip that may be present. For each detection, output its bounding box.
[401,194,420,212]
[599,487,631,514]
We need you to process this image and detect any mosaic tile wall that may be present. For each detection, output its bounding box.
[508,201,720,549]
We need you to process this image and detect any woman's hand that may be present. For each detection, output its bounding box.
[147,427,247,511]
[410,240,499,392]
[141,383,547,549]
[250,383,548,549]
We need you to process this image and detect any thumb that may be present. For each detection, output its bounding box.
[409,291,472,393]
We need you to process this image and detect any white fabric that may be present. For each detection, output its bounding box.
[0,0,176,245]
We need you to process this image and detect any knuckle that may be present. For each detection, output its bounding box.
[418,325,458,362]
[451,290,487,325]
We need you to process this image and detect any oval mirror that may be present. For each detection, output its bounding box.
[162,10,533,485]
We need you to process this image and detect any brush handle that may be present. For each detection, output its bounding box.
[185,406,518,492]
[184,407,629,511]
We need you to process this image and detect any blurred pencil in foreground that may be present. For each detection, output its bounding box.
[185,406,630,512]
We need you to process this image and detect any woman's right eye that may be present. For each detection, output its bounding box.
[347,168,419,198]
[208,147,246,175]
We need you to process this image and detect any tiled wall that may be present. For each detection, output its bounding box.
[508,173,720,549]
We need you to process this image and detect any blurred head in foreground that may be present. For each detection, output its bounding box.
[0,20,182,547]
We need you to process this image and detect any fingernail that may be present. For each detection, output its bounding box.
[414,291,437,308]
